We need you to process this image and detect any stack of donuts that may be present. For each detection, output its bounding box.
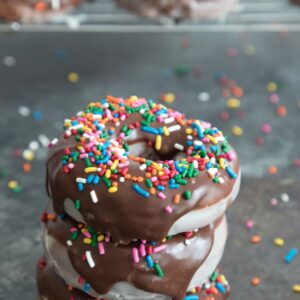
[115,0,239,22]
[0,0,83,23]
[37,96,241,300]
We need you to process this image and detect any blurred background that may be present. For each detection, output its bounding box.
[0,0,300,299]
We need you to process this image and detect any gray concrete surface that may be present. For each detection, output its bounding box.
[0,31,299,299]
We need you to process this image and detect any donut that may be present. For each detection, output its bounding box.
[37,256,230,300]
[46,96,240,244]
[0,0,83,23]
[41,207,228,299]
[114,0,239,22]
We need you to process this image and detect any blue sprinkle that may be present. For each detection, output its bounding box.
[186,141,193,146]
[184,295,199,300]
[87,175,95,184]
[216,282,226,294]
[33,111,42,121]
[226,166,237,179]
[77,182,84,192]
[133,184,150,198]
[157,185,165,191]
[142,126,159,135]
[146,255,154,268]
[93,175,100,185]
[169,184,180,189]
[192,123,204,139]
[83,283,91,292]
[58,213,66,219]
[285,247,298,264]
[206,162,212,169]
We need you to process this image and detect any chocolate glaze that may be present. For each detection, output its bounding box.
[43,209,224,300]
[0,0,83,23]
[37,257,230,300]
[46,107,240,243]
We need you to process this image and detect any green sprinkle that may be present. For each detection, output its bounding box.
[71,231,79,240]
[84,157,92,167]
[123,143,129,152]
[145,178,153,188]
[92,233,97,247]
[213,177,220,184]
[211,271,218,282]
[175,178,187,185]
[75,200,81,210]
[183,190,191,200]
[102,176,112,188]
[187,164,194,178]
[154,263,164,278]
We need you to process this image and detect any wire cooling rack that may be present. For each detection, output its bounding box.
[1,0,300,32]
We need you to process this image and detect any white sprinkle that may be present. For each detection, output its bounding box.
[119,177,125,183]
[92,115,102,119]
[198,92,210,102]
[76,178,87,184]
[51,138,58,145]
[29,141,39,151]
[139,164,147,171]
[210,157,216,165]
[280,193,290,203]
[219,177,225,184]
[193,160,198,169]
[194,140,203,146]
[187,135,193,140]
[69,124,84,131]
[140,109,145,114]
[168,125,181,133]
[18,106,31,117]
[3,56,16,67]
[90,190,98,203]
[76,111,84,117]
[164,117,175,124]
[184,239,192,246]
[207,168,218,177]
[85,251,95,268]
[51,0,61,10]
[66,240,72,246]
[174,143,184,151]
[38,134,50,147]
[11,22,21,31]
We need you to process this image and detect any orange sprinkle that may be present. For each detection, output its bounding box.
[268,165,278,175]
[124,174,131,180]
[232,86,244,97]
[23,162,32,173]
[112,181,118,187]
[173,194,181,204]
[107,95,121,104]
[251,235,262,244]
[277,105,287,117]
[131,176,138,182]
[251,277,261,286]
[35,1,47,11]
[137,176,144,183]
[145,173,151,178]
[47,214,56,221]
[149,187,156,195]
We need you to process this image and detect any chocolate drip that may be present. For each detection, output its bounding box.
[44,211,222,300]
[37,256,230,300]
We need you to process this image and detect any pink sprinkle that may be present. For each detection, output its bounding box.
[158,192,166,200]
[261,123,272,134]
[202,137,209,143]
[70,227,77,233]
[227,150,236,162]
[270,198,278,206]
[139,244,146,257]
[80,154,88,159]
[293,159,300,167]
[68,163,74,169]
[227,47,238,58]
[98,242,105,255]
[83,231,92,238]
[187,149,193,155]
[90,157,95,163]
[107,160,113,166]
[119,132,125,139]
[153,244,167,253]
[157,116,164,123]
[132,247,139,263]
[165,205,173,214]
[245,219,254,229]
[269,93,279,103]
[151,176,158,182]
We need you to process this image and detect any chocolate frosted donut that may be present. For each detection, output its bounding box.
[115,0,238,21]
[41,208,228,300]
[46,96,240,243]
[37,257,230,300]
[0,0,83,23]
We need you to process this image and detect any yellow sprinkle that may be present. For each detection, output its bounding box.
[83,238,92,244]
[68,72,79,83]
[8,180,18,189]
[108,186,118,193]
[110,160,119,170]
[191,288,196,293]
[232,126,243,136]
[226,98,241,109]
[185,128,193,134]
[162,93,176,103]
[163,126,170,136]
[129,95,138,101]
[207,135,218,144]
[105,169,111,178]
[23,149,35,161]
[219,275,227,284]
[158,171,164,176]
[161,238,166,243]
[152,162,163,171]
[97,234,105,242]
[155,135,162,150]
[244,45,255,56]
[267,82,277,93]
[219,158,226,169]
[274,238,284,247]
[85,167,98,173]
[293,285,300,293]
